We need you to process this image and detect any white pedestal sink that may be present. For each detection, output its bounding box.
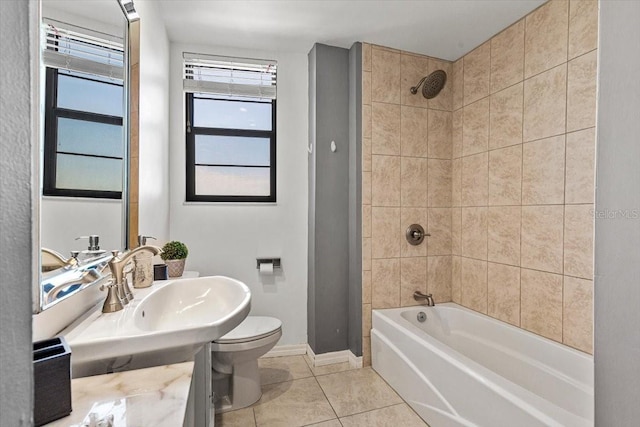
[60,276,251,378]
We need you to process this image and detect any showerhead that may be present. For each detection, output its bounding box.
[410,69,447,99]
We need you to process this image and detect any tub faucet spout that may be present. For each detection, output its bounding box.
[413,291,435,306]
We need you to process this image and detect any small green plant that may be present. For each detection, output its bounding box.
[160,241,189,260]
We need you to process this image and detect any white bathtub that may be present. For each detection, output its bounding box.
[371,303,593,427]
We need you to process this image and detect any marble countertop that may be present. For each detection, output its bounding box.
[47,362,193,427]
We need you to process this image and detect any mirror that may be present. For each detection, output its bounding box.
[35,0,139,312]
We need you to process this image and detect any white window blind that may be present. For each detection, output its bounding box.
[183,53,277,99]
[42,19,124,80]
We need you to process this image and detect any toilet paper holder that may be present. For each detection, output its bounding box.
[256,258,281,270]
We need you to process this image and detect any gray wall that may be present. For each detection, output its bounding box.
[0,0,34,425]
[594,1,640,425]
[307,44,352,354]
[348,43,363,356]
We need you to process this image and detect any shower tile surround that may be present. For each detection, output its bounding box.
[361,0,597,361]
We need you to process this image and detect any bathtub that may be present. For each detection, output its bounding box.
[371,303,593,427]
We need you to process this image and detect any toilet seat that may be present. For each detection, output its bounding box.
[214,316,282,344]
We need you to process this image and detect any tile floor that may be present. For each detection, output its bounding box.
[214,355,429,427]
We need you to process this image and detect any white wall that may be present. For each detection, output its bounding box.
[137,0,171,243]
[168,43,309,346]
[0,0,34,424]
[594,1,640,424]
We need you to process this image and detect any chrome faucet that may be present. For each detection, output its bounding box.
[413,291,435,306]
[101,245,162,313]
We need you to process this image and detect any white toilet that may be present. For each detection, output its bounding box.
[211,316,282,412]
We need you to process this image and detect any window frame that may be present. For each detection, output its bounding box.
[43,67,124,199]
[185,92,277,203]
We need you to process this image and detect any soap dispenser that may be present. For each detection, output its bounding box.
[132,235,156,288]
[75,235,106,260]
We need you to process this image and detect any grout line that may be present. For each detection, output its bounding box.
[313,376,341,422]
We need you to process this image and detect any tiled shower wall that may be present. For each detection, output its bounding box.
[361,43,454,365]
[361,0,598,362]
[450,0,598,354]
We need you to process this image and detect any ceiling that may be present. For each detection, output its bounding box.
[157,0,546,61]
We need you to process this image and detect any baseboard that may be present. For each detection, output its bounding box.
[262,344,307,358]
[306,344,362,368]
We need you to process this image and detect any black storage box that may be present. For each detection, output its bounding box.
[33,337,72,426]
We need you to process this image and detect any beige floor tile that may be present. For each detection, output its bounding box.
[215,407,256,427]
[306,361,354,377]
[259,355,314,386]
[253,377,336,427]
[304,420,343,427]
[316,368,402,417]
[340,403,428,427]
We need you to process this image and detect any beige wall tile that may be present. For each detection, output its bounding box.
[452,109,463,159]
[400,106,429,157]
[564,204,594,279]
[461,258,488,313]
[490,83,524,150]
[563,276,593,353]
[372,102,401,155]
[524,0,569,78]
[428,58,453,111]
[521,205,564,273]
[428,109,452,159]
[452,58,464,110]
[372,47,401,103]
[568,0,598,60]
[401,157,428,207]
[363,104,371,139]
[521,269,563,341]
[363,204,371,238]
[400,257,427,306]
[489,144,522,206]
[362,171,372,205]
[362,137,372,172]
[451,208,462,256]
[567,50,597,132]
[362,303,372,337]
[461,152,488,206]
[565,128,595,204]
[372,207,401,259]
[362,237,371,271]
[372,155,400,206]
[362,42,372,72]
[362,336,371,366]
[363,71,371,105]
[400,53,430,108]
[401,207,427,258]
[463,41,490,105]
[522,135,565,205]
[488,262,521,326]
[362,270,372,304]
[372,258,400,308]
[452,158,462,207]
[461,207,488,260]
[451,256,462,303]
[427,208,451,256]
[523,64,567,143]
[490,19,525,93]
[428,256,452,303]
[427,159,452,207]
[488,206,521,266]
[463,97,490,156]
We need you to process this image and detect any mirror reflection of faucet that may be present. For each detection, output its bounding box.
[75,235,107,261]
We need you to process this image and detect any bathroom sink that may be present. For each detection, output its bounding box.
[60,276,251,377]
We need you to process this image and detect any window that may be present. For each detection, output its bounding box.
[183,53,277,202]
[42,20,124,199]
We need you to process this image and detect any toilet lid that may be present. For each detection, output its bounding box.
[216,316,282,344]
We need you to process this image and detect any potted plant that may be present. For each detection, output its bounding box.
[160,241,189,277]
